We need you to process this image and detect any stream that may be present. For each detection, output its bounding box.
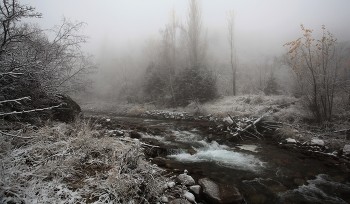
[99,115,350,204]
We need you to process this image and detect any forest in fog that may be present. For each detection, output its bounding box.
[1,0,349,122]
[86,0,350,123]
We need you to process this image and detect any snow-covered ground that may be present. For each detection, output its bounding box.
[0,121,166,203]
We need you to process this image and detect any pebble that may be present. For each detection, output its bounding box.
[176,173,195,186]
[183,191,196,203]
[286,138,297,144]
[343,144,350,155]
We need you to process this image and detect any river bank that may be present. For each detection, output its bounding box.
[86,114,350,204]
[82,94,350,163]
[2,110,349,203]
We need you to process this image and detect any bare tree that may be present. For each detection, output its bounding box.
[285,25,342,122]
[227,10,237,96]
[0,0,93,118]
[187,0,202,67]
[161,9,180,104]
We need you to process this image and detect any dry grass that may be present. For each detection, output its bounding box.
[81,95,307,124]
[0,119,166,203]
[178,95,306,123]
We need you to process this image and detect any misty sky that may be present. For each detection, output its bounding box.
[22,0,350,62]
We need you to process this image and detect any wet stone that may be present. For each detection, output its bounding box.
[293,178,306,186]
[130,131,142,139]
[198,178,243,204]
[189,185,201,196]
[183,191,196,203]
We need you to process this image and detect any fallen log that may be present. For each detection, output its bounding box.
[228,111,275,140]
[232,115,264,139]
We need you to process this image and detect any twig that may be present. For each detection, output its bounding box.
[0,96,31,104]
[334,129,349,133]
[119,138,160,148]
[0,104,62,116]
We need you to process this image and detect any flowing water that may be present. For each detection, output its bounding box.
[108,116,350,203]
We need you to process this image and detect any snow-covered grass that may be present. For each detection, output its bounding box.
[82,100,157,117]
[182,95,305,122]
[82,95,306,123]
[0,120,166,203]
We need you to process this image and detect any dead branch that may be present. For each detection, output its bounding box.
[334,129,350,133]
[232,114,265,139]
[119,138,160,149]
[0,104,62,116]
[0,96,30,104]
[227,111,274,140]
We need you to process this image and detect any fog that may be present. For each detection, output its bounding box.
[21,0,350,101]
[24,0,350,55]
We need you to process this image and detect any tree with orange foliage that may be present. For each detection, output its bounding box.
[285,25,342,122]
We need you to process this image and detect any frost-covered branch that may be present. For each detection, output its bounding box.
[0,96,30,104]
[0,71,23,77]
[0,103,62,116]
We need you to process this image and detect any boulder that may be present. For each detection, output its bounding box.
[198,178,243,204]
[198,178,220,202]
[176,173,195,186]
[52,94,81,123]
[130,131,142,139]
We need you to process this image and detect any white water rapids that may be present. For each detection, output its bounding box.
[168,141,265,172]
[142,129,265,172]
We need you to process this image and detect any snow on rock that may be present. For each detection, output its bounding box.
[176,173,195,186]
[311,138,325,146]
[52,123,69,135]
[106,118,111,122]
[343,145,350,155]
[183,191,196,203]
[222,116,234,125]
[285,138,297,144]
[167,181,176,188]
[161,196,169,203]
